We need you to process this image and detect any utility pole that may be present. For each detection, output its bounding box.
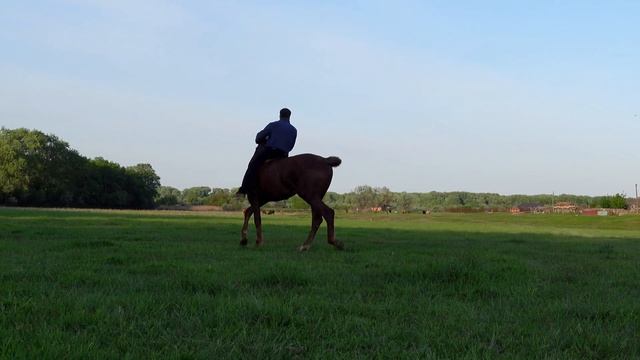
[636,184,638,213]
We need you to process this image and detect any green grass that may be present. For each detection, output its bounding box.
[1,208,640,359]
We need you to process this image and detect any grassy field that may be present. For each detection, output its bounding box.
[1,208,640,359]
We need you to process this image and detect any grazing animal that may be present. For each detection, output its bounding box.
[241,154,343,251]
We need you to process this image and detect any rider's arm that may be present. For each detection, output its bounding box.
[255,123,273,144]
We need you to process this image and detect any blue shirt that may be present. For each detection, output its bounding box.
[255,119,297,154]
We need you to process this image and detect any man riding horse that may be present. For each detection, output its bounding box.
[236,108,343,251]
[237,108,297,197]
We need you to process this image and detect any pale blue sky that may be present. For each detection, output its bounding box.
[1,1,639,195]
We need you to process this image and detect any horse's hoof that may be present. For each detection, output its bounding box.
[256,241,264,247]
[298,245,310,252]
[240,239,248,246]
[333,240,344,250]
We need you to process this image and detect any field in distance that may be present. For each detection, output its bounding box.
[1,208,639,358]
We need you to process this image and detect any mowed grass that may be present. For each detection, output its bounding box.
[1,209,640,359]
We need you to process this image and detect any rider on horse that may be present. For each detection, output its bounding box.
[237,108,297,196]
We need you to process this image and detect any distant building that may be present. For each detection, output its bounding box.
[370,204,393,213]
[519,203,545,213]
[511,203,545,214]
[553,202,579,214]
[581,208,598,216]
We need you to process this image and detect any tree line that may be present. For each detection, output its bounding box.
[1,128,629,211]
[157,184,629,212]
[0,128,160,208]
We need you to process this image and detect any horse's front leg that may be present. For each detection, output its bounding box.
[252,204,264,246]
[240,207,253,246]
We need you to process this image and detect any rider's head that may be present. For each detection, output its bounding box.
[280,108,291,120]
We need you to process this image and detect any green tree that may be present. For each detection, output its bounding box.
[0,128,163,209]
[182,187,211,205]
[394,192,415,212]
[0,128,85,206]
[206,188,231,206]
[376,186,393,207]
[353,185,376,210]
[611,194,628,209]
[444,192,465,208]
[155,186,182,206]
[125,163,161,209]
[87,157,131,208]
[0,128,30,201]
[289,195,310,210]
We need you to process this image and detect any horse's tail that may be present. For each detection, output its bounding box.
[325,156,342,167]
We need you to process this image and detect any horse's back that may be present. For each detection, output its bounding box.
[264,154,340,185]
[259,153,339,200]
[266,153,336,169]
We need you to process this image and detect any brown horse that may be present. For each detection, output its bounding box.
[240,153,343,251]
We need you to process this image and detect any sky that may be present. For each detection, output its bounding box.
[1,1,639,195]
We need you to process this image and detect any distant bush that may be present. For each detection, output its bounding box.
[598,193,628,209]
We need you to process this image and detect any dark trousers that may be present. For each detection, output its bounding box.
[240,145,287,193]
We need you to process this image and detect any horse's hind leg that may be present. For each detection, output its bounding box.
[240,207,253,246]
[321,203,343,250]
[252,204,264,246]
[299,207,323,252]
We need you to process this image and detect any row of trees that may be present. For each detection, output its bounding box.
[156,186,246,211]
[2,128,629,211]
[0,128,160,208]
[341,187,630,211]
[155,184,630,212]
